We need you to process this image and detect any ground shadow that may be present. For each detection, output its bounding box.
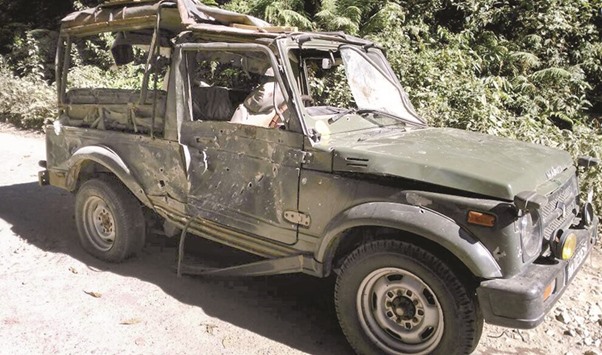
[0,182,352,354]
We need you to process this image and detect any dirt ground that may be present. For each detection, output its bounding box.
[1,122,602,355]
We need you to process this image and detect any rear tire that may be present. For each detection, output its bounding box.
[335,240,482,355]
[75,177,145,262]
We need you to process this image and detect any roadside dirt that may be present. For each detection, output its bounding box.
[1,122,601,355]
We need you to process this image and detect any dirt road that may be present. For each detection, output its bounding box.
[1,123,601,355]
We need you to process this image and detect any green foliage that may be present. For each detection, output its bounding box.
[226,0,313,29]
[67,64,146,90]
[66,33,161,90]
[316,0,405,36]
[0,0,72,54]
[308,65,355,107]
[0,57,56,130]
[69,32,121,71]
[315,0,362,34]
[193,60,261,91]
[8,29,58,82]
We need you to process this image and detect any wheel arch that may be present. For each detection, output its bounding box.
[316,202,502,279]
[64,145,152,208]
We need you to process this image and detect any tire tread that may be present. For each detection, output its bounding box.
[75,176,145,262]
[334,239,482,355]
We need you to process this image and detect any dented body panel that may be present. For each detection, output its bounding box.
[46,125,188,205]
[41,0,598,333]
[180,120,304,245]
[327,127,573,201]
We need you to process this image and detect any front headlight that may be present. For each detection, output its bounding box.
[518,212,543,258]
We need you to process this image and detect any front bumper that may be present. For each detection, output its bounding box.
[38,170,49,186]
[476,217,598,329]
[38,167,68,189]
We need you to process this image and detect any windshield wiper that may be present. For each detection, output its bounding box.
[328,108,399,124]
[327,108,358,124]
[328,108,422,126]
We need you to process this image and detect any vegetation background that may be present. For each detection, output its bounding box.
[0,0,601,209]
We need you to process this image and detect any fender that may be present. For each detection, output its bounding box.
[63,145,153,208]
[316,202,503,279]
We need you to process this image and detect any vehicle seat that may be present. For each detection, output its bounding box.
[230,80,285,127]
[191,86,237,121]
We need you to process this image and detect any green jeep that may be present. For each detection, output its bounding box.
[39,1,599,354]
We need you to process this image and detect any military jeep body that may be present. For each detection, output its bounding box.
[39,1,599,354]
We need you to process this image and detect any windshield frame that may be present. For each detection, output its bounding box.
[277,37,426,142]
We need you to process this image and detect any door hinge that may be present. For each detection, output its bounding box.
[302,151,313,164]
[284,210,311,227]
[294,150,312,164]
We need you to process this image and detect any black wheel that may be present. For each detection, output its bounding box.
[335,240,482,355]
[75,177,145,262]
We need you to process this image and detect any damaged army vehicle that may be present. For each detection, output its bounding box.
[39,0,599,354]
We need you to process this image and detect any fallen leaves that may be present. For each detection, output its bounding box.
[201,323,217,335]
[120,318,142,325]
[83,290,102,298]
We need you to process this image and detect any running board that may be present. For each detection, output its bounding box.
[178,255,318,277]
[176,219,322,277]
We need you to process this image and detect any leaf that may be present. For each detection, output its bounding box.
[510,51,541,70]
[202,323,218,335]
[120,318,142,325]
[530,67,573,82]
[84,290,102,298]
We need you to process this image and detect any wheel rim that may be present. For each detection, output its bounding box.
[82,196,116,251]
[356,267,444,354]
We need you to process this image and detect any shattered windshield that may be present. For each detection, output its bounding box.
[340,47,420,123]
[288,43,424,137]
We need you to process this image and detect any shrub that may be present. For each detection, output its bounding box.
[0,56,56,130]
[8,29,59,82]
[67,64,146,90]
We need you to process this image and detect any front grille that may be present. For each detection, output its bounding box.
[540,175,579,240]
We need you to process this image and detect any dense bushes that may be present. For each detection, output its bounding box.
[0,58,55,129]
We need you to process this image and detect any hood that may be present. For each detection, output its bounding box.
[330,127,573,200]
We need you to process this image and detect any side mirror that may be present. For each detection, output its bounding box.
[322,58,334,70]
[514,191,548,212]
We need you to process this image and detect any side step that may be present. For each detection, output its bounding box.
[176,219,322,277]
[178,255,315,277]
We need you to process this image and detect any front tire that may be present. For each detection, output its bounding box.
[335,240,482,355]
[75,177,145,262]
